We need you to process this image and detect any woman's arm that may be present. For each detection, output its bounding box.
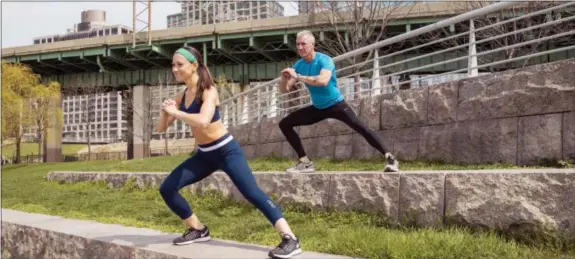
[155,92,182,132]
[165,87,218,129]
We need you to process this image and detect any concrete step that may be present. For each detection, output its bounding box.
[1,209,356,259]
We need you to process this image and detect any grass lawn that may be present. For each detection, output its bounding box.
[16,152,558,173]
[1,142,86,157]
[2,157,573,259]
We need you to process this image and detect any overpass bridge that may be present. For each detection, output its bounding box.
[1,2,469,89]
[4,1,574,163]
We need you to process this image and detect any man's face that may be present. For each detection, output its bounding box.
[296,35,314,57]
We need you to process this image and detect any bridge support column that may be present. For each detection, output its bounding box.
[132,85,151,159]
[43,96,63,162]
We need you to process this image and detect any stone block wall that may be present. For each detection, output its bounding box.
[228,58,575,165]
[46,169,575,240]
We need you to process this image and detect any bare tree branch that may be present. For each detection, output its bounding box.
[307,1,418,97]
[421,1,575,73]
[61,76,109,160]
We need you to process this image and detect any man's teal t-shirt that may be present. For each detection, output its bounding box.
[293,52,343,109]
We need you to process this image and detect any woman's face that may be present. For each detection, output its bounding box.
[172,53,198,82]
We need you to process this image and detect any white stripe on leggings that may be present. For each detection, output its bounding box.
[196,135,233,152]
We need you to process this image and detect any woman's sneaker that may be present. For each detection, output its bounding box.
[172,226,211,245]
[268,234,302,259]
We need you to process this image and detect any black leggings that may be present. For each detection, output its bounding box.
[279,100,389,158]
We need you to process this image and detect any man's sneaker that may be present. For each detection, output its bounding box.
[172,226,211,245]
[268,234,302,259]
[384,153,399,172]
[285,161,314,173]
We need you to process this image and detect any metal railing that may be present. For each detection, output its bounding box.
[218,1,575,127]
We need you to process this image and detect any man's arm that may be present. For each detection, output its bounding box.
[297,55,334,87]
[279,62,300,93]
[279,76,297,93]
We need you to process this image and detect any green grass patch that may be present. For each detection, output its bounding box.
[4,153,561,173]
[2,159,574,259]
[1,143,86,157]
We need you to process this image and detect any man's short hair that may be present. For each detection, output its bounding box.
[297,30,316,45]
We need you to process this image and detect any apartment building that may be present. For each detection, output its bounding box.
[167,0,284,28]
[298,1,411,14]
[298,1,350,13]
[149,84,192,140]
[62,91,126,144]
[33,10,131,45]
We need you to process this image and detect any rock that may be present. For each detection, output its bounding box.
[453,117,518,165]
[316,136,336,159]
[562,112,575,162]
[329,172,400,224]
[399,172,445,227]
[457,59,575,122]
[334,134,353,160]
[444,170,575,240]
[427,81,457,125]
[518,114,562,165]
[259,117,286,143]
[360,96,383,131]
[391,127,418,161]
[418,123,456,163]
[351,133,378,160]
[381,87,428,130]
[256,142,282,158]
[256,173,333,208]
[280,141,297,159]
[45,169,575,241]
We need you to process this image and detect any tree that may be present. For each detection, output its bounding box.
[308,1,417,98]
[61,79,109,160]
[30,81,62,160]
[122,71,180,158]
[151,72,181,155]
[214,73,235,101]
[1,61,43,163]
[422,1,575,73]
[214,73,244,126]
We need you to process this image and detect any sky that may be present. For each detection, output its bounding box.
[1,1,299,48]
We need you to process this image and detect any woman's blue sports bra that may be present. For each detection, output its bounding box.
[179,91,221,123]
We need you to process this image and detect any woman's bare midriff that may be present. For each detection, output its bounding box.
[191,120,229,145]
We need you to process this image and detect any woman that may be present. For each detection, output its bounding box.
[156,46,302,259]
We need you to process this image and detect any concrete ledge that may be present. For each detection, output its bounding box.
[1,209,354,259]
[45,169,575,241]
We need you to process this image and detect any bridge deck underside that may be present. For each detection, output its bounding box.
[5,20,575,89]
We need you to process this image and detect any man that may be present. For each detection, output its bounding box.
[278,30,399,173]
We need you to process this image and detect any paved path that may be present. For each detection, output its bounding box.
[1,209,357,259]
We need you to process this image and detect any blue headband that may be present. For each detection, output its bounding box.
[175,48,197,63]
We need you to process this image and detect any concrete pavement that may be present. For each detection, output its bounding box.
[1,209,357,259]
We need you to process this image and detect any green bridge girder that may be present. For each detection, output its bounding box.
[2,17,450,88]
[2,14,574,89]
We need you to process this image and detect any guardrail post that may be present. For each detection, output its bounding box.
[468,19,479,77]
[270,85,277,118]
[372,50,381,96]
